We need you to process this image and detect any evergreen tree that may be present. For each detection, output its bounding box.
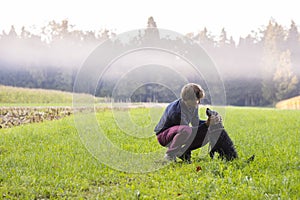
[261,20,286,105]
[286,20,300,76]
[144,16,159,43]
[219,28,228,47]
[286,20,299,51]
[194,27,215,51]
[8,25,17,38]
[147,16,157,28]
[20,26,31,39]
[273,50,298,100]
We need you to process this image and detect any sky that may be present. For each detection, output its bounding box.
[0,0,300,42]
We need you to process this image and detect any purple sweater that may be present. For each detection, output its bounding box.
[154,99,206,135]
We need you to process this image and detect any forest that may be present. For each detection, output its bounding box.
[0,17,299,106]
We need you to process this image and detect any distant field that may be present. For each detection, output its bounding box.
[0,85,164,128]
[276,95,300,110]
[0,85,96,128]
[0,85,73,106]
[0,107,299,199]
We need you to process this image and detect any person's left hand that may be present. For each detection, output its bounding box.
[206,114,222,126]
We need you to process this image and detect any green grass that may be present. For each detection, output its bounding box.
[0,85,73,105]
[0,107,299,199]
[0,85,105,107]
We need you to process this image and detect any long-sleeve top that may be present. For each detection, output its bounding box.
[154,98,205,135]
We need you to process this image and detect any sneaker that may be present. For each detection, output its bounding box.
[164,154,176,162]
[178,151,192,164]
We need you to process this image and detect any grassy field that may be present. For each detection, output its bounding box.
[0,85,73,106]
[0,85,106,107]
[276,95,300,110]
[0,106,299,199]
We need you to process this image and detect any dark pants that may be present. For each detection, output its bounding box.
[157,121,209,157]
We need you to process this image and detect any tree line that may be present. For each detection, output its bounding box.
[0,17,299,106]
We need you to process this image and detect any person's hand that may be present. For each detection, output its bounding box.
[206,115,222,127]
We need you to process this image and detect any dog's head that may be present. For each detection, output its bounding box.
[206,108,218,117]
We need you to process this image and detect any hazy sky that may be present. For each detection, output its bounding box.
[1,0,299,41]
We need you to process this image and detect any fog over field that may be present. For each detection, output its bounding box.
[0,18,299,106]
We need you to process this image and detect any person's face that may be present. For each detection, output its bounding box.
[184,99,200,108]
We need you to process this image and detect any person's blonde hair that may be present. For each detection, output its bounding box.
[180,83,205,101]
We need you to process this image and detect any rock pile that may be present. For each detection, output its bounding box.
[0,107,72,128]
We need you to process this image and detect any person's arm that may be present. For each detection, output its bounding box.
[170,112,183,126]
[191,112,199,127]
[199,119,206,124]
[154,111,182,134]
[154,109,169,134]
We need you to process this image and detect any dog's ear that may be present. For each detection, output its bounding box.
[206,108,212,116]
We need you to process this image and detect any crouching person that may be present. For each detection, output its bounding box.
[154,83,237,163]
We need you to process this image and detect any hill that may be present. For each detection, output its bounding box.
[0,85,73,105]
[275,96,300,109]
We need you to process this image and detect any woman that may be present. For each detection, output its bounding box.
[154,83,222,163]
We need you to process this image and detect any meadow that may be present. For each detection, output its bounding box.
[1,105,299,199]
[0,85,73,106]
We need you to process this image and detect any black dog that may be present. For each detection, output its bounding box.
[206,108,238,161]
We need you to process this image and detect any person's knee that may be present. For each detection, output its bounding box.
[178,125,192,134]
[174,126,192,142]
